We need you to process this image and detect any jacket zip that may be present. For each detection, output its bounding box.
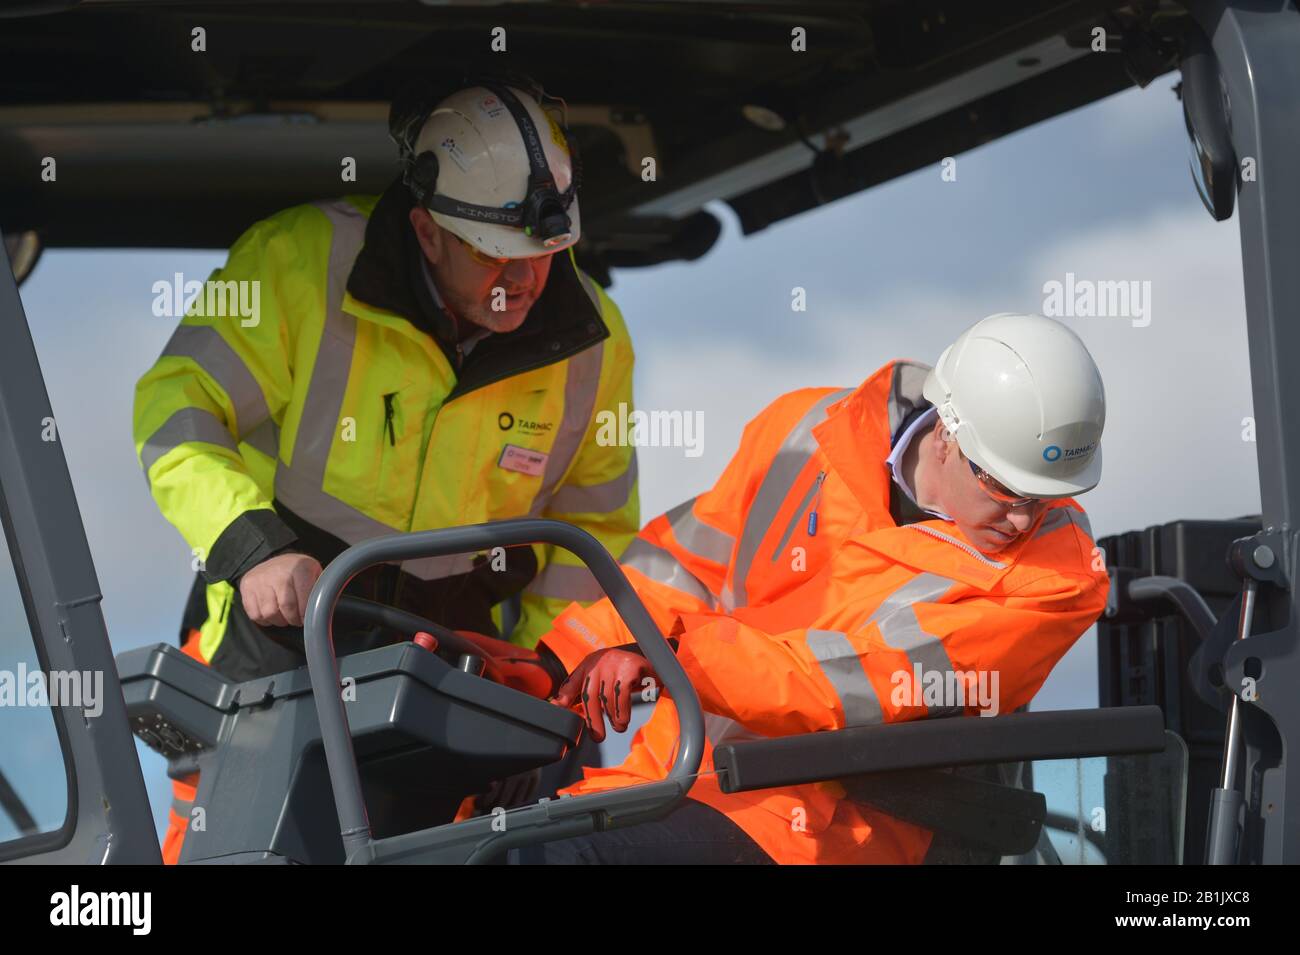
[382,392,397,446]
[907,523,1007,568]
[769,469,826,562]
[806,471,827,537]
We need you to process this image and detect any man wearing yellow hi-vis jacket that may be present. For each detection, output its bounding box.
[133,83,637,862]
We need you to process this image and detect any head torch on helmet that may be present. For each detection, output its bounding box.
[397,81,578,250]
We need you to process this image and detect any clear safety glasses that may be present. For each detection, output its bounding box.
[967,458,1043,509]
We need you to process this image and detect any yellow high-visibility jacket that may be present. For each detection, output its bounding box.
[134,182,638,680]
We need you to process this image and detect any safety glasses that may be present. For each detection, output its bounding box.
[967,458,1042,509]
[454,234,559,270]
[454,235,514,269]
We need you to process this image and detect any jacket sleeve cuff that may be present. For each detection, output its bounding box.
[201,508,300,585]
[538,603,622,675]
[535,645,569,695]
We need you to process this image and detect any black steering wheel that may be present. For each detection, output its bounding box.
[332,595,493,675]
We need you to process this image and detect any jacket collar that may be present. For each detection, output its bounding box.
[346,178,452,343]
[849,519,1035,590]
[813,361,1048,590]
[812,367,897,521]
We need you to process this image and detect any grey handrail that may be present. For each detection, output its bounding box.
[1127,575,1219,645]
[301,518,705,862]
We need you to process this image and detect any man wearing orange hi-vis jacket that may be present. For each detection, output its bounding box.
[514,312,1111,864]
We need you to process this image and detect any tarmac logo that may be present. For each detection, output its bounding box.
[49,886,151,935]
[1043,442,1094,463]
[1041,272,1151,328]
[0,664,103,718]
[152,272,260,327]
[498,411,554,435]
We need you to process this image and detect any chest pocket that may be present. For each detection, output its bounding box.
[364,388,416,525]
[746,468,846,609]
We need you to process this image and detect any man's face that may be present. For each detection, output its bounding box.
[928,424,1051,554]
[409,209,556,333]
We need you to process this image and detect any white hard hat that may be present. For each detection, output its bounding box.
[408,84,580,259]
[922,313,1106,498]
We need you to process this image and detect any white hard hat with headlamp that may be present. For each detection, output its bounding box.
[923,313,1106,499]
[398,82,580,260]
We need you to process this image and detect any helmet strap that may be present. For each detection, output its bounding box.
[404,82,576,244]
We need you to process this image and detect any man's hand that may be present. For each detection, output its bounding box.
[239,552,323,628]
[553,648,657,743]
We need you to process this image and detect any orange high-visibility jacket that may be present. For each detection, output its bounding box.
[540,359,1110,864]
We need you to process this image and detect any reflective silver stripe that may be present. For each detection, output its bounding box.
[291,319,357,486]
[1034,506,1073,538]
[282,200,366,488]
[1073,508,1094,543]
[525,561,605,603]
[142,407,238,475]
[276,461,474,579]
[703,713,764,748]
[243,418,280,459]
[665,497,734,566]
[884,615,964,719]
[1036,505,1094,545]
[278,466,475,579]
[887,361,932,436]
[862,573,962,718]
[402,553,479,581]
[862,573,956,631]
[270,201,383,554]
[574,267,603,312]
[874,609,958,698]
[160,325,270,439]
[768,473,819,563]
[529,342,605,516]
[806,629,883,726]
[274,460,392,541]
[728,389,851,609]
[620,537,715,606]
[171,797,193,817]
[549,451,637,514]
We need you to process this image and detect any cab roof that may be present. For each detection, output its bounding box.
[0,0,1185,281]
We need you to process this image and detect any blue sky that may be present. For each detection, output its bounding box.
[1,74,1259,848]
